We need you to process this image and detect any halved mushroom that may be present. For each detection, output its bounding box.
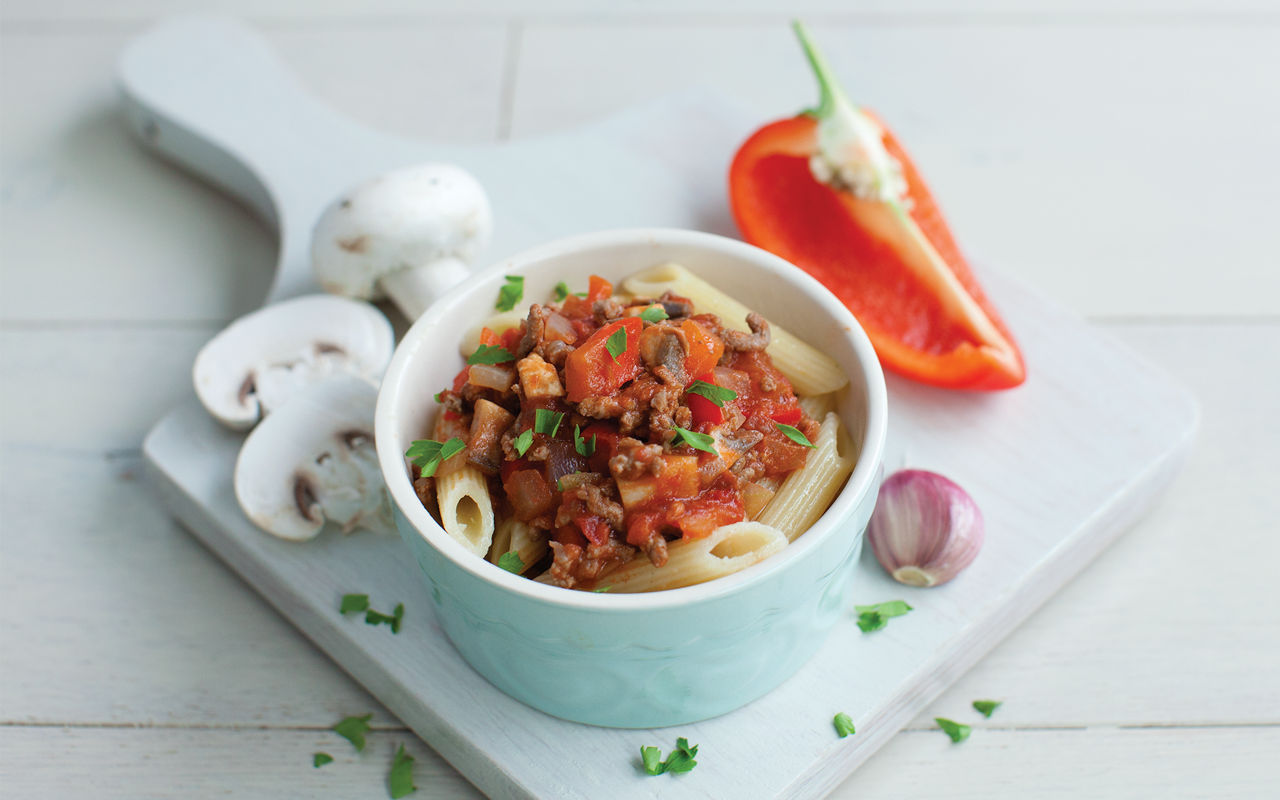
[193,295,393,430]
[311,163,492,321]
[234,376,391,541]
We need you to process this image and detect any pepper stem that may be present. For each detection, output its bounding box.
[793,20,853,119]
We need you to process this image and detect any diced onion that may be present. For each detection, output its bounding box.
[468,364,514,391]
[545,312,576,344]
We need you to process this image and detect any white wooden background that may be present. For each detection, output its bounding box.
[2,2,1278,797]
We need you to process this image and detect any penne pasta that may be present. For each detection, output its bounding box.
[597,522,788,593]
[487,517,547,575]
[622,262,848,396]
[756,412,855,541]
[798,392,837,420]
[436,465,495,557]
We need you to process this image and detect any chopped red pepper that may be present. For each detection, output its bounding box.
[681,319,723,380]
[686,371,725,426]
[564,317,643,402]
[728,24,1025,391]
[574,515,612,546]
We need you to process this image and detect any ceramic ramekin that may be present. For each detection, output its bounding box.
[375,228,887,728]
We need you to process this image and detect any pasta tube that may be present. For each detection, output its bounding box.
[757,412,855,541]
[597,522,787,593]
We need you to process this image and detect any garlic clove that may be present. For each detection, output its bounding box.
[867,469,983,587]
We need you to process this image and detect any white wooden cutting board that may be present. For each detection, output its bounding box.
[127,16,1197,800]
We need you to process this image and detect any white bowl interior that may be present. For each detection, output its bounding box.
[376,229,887,610]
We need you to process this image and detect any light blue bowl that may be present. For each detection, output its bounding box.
[376,229,887,728]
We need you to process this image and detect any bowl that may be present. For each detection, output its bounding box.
[375,228,887,728]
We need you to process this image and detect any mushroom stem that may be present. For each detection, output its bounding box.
[378,256,471,322]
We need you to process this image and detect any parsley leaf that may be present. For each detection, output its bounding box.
[833,712,856,738]
[497,551,524,573]
[671,426,717,454]
[433,391,444,403]
[364,602,405,633]
[776,422,815,448]
[641,738,699,776]
[332,713,373,752]
[855,600,912,633]
[973,700,1002,718]
[593,585,611,593]
[686,380,737,407]
[513,429,533,457]
[640,305,668,323]
[935,717,972,743]
[605,326,628,361]
[495,275,524,312]
[573,424,597,457]
[534,408,565,437]
[553,281,586,301]
[641,746,664,775]
[389,743,417,798]
[467,343,515,365]
[313,752,333,768]
[339,593,369,614]
[405,437,466,478]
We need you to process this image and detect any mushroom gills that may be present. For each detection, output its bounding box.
[234,376,392,541]
[193,294,394,430]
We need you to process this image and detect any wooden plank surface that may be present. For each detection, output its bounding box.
[2,4,1278,798]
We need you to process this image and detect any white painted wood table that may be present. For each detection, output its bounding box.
[2,2,1278,798]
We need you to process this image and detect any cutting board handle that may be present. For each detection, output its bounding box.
[117,16,399,302]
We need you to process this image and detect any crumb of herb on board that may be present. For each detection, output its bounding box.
[313,752,333,768]
[332,713,373,751]
[855,600,913,632]
[641,737,699,775]
[935,717,972,743]
[389,743,417,798]
[339,593,369,614]
[833,712,856,738]
[973,699,1002,718]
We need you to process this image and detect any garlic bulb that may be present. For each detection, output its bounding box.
[867,469,983,587]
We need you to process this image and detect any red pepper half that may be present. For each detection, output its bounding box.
[729,23,1025,391]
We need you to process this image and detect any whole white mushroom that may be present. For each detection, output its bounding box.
[311,163,492,321]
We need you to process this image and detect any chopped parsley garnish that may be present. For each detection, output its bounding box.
[313,752,333,768]
[553,281,586,301]
[513,428,533,457]
[365,602,405,633]
[495,275,524,312]
[593,585,611,593]
[574,424,597,457]
[641,737,698,775]
[833,712,856,738]
[776,422,815,448]
[605,326,628,361]
[671,426,717,454]
[497,551,524,574]
[332,713,373,752]
[467,343,515,365]
[855,600,913,632]
[433,391,444,403]
[686,380,737,407]
[640,305,668,323]
[935,717,972,743]
[972,700,1002,718]
[534,408,565,437]
[339,593,369,614]
[389,743,417,798]
[405,437,466,478]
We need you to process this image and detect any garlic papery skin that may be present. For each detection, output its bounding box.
[867,469,983,588]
